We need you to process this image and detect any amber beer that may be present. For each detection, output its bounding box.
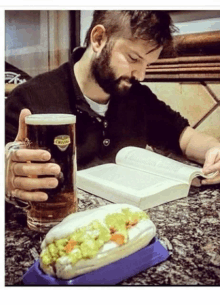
[25,114,77,232]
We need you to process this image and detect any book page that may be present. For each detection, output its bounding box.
[77,164,184,199]
[115,146,209,183]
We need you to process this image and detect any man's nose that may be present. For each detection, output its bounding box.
[132,65,146,82]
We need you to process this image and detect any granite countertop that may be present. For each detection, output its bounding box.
[5,185,220,286]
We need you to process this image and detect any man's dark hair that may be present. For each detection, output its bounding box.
[84,10,177,48]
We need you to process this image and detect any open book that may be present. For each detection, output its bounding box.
[76,146,218,210]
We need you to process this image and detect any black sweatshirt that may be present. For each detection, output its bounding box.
[5,47,189,170]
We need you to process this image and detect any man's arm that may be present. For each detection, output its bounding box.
[179,126,220,185]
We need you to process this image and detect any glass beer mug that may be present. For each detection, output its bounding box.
[6,113,77,232]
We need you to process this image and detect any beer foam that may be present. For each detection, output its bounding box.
[25,114,76,125]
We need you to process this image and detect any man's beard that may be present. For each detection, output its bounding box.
[91,43,136,96]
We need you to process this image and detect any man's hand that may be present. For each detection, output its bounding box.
[6,109,61,202]
[201,147,220,185]
[180,127,220,185]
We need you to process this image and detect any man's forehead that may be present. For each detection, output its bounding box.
[113,37,162,56]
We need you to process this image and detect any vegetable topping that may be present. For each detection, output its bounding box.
[40,208,149,268]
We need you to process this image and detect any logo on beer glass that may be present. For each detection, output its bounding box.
[24,138,32,148]
[54,135,71,151]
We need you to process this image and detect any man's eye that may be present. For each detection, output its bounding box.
[128,55,138,63]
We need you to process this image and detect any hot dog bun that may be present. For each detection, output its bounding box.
[39,204,156,279]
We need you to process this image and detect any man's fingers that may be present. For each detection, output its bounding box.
[203,155,217,170]
[203,161,220,173]
[191,177,202,187]
[203,148,220,170]
[15,108,32,141]
[11,189,48,202]
[13,177,59,191]
[203,161,220,175]
[13,162,61,177]
[201,174,220,185]
[11,149,51,162]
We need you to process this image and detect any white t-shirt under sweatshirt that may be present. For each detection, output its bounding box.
[84,95,109,117]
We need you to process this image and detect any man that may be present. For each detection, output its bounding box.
[5,10,220,204]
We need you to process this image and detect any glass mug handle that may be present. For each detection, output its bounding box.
[5,141,30,209]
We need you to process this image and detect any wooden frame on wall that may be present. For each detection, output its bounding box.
[5,10,71,77]
[145,31,220,81]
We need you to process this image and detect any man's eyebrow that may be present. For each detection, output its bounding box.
[130,45,159,58]
[145,46,160,55]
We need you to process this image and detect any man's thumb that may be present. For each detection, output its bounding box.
[15,108,32,141]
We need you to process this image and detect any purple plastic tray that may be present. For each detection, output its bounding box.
[23,237,169,285]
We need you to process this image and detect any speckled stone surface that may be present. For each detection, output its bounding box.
[5,185,220,286]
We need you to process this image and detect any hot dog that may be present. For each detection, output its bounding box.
[39,204,156,280]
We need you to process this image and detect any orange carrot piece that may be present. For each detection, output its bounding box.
[64,239,78,253]
[110,233,125,245]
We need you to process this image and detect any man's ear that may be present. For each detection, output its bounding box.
[90,25,107,52]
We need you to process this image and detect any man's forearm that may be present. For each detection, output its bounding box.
[180,126,220,165]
